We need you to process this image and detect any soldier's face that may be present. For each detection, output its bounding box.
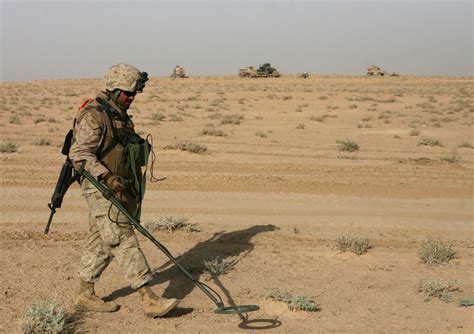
[118,91,136,110]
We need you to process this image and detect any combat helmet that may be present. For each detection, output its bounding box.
[104,63,148,93]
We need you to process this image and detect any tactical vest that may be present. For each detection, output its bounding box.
[73,94,150,216]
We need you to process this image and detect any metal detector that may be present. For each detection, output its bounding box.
[75,163,259,315]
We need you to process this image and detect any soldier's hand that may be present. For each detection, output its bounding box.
[104,174,126,193]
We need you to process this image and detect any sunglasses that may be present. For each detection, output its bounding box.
[123,91,136,97]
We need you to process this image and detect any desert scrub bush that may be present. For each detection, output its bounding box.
[318,95,328,100]
[255,130,267,138]
[203,257,236,276]
[0,141,18,153]
[220,114,244,125]
[349,104,358,109]
[47,117,57,123]
[357,123,372,128]
[334,235,371,255]
[163,141,207,154]
[458,297,474,307]
[151,112,165,121]
[33,116,46,124]
[362,116,372,122]
[143,216,199,233]
[309,115,325,122]
[336,139,360,152]
[9,115,21,124]
[409,129,420,136]
[168,113,184,122]
[419,237,456,265]
[201,128,227,137]
[440,154,462,164]
[418,137,443,147]
[417,279,461,303]
[31,137,52,146]
[266,289,319,312]
[296,123,305,130]
[20,295,66,334]
[458,141,473,149]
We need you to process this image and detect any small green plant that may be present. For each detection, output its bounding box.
[20,295,66,334]
[31,137,52,146]
[169,113,184,122]
[419,237,456,265]
[143,216,198,233]
[336,139,360,152]
[309,115,325,122]
[0,141,18,153]
[418,137,443,147]
[201,128,227,137]
[409,129,420,136]
[458,141,473,149]
[203,257,236,276]
[288,295,319,312]
[33,116,46,124]
[9,115,22,125]
[255,131,267,138]
[458,297,474,307]
[417,279,461,303]
[151,112,165,121]
[221,114,244,125]
[335,235,371,255]
[266,288,319,312]
[164,141,208,154]
[440,154,461,164]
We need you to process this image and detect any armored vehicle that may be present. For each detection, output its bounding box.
[256,63,281,77]
[171,65,186,78]
[367,65,387,76]
[239,63,280,78]
[239,66,257,78]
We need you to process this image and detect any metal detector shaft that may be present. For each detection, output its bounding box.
[79,166,224,309]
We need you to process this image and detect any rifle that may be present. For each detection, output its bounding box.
[44,130,81,234]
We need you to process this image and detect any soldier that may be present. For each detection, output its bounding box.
[69,63,180,317]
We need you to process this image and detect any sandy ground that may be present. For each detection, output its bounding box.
[0,75,473,333]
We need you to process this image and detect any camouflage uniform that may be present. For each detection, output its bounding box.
[70,91,152,290]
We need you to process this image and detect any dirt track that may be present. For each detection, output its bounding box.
[0,75,473,333]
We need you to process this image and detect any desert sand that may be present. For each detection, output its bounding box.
[0,75,473,333]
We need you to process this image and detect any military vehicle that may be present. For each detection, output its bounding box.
[238,63,281,78]
[298,72,309,79]
[367,65,387,76]
[171,65,186,78]
[239,66,257,78]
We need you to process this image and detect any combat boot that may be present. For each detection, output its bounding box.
[138,284,180,318]
[74,280,119,313]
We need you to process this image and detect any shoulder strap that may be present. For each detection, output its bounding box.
[95,97,121,159]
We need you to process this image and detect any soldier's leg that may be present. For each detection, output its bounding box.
[110,223,153,289]
[76,190,120,312]
[111,225,179,317]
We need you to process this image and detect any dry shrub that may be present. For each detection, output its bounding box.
[20,295,66,334]
[419,237,456,265]
[335,235,371,255]
[417,279,461,303]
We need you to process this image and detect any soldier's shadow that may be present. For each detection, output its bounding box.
[106,224,277,302]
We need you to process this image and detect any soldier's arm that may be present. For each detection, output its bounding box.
[69,113,109,178]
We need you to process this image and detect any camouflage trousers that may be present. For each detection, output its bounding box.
[78,187,152,289]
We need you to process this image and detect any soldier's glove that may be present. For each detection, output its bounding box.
[103,173,127,193]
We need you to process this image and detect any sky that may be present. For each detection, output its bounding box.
[1,0,472,81]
